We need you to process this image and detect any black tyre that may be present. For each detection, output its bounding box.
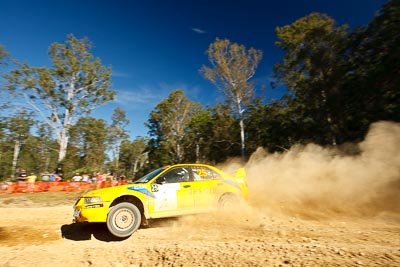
[218,194,238,210]
[106,202,141,238]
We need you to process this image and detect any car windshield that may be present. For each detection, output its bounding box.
[134,167,165,183]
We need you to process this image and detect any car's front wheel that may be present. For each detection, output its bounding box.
[106,202,141,238]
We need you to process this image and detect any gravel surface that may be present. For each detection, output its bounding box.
[0,201,399,267]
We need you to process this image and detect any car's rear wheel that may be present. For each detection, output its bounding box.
[218,194,238,211]
[107,202,141,238]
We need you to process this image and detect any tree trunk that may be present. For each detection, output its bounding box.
[115,142,121,171]
[237,96,246,163]
[133,156,141,179]
[45,154,50,172]
[58,129,69,163]
[11,140,21,179]
[57,84,73,163]
[239,118,245,163]
[176,142,182,163]
[321,89,337,146]
[196,142,200,163]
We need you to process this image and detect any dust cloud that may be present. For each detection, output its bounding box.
[243,121,400,219]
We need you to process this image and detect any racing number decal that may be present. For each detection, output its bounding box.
[192,167,214,180]
[151,183,159,192]
[197,168,208,177]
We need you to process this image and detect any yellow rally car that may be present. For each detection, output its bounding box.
[73,164,248,238]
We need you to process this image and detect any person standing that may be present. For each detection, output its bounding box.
[72,173,82,182]
[41,172,50,181]
[55,167,63,181]
[17,169,27,182]
[27,172,37,192]
[96,172,104,189]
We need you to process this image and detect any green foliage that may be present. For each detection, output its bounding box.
[67,116,109,176]
[201,38,262,162]
[5,34,116,163]
[341,0,400,135]
[34,123,59,173]
[186,104,242,164]
[0,110,58,180]
[119,137,148,179]
[201,38,262,108]
[269,1,399,148]
[274,12,348,146]
[0,45,11,112]
[146,90,202,164]
[183,109,214,163]
[108,107,130,172]
[1,2,399,178]
[0,45,9,67]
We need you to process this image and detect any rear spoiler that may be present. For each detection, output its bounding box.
[235,167,246,179]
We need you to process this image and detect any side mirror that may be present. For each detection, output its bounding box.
[155,176,166,184]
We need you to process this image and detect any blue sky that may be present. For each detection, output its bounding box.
[1,0,383,138]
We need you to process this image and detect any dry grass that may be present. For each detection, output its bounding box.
[0,191,85,207]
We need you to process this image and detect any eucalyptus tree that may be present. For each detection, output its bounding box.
[201,38,262,163]
[245,97,304,153]
[68,116,109,174]
[184,109,214,163]
[6,34,115,163]
[146,90,201,164]
[274,13,348,146]
[208,104,241,163]
[0,45,11,112]
[344,0,400,131]
[108,107,129,172]
[0,117,12,179]
[119,137,148,179]
[183,104,242,164]
[4,109,35,178]
[35,123,58,173]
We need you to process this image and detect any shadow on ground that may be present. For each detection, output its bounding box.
[61,223,128,242]
[61,217,181,242]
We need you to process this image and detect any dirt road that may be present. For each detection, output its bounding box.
[0,198,399,267]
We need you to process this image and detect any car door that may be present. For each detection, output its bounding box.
[149,166,194,217]
[190,166,222,210]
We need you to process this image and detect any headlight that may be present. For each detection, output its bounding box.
[84,196,103,204]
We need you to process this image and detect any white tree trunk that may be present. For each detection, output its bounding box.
[240,118,245,162]
[11,140,21,179]
[196,142,200,163]
[115,141,121,171]
[237,96,246,163]
[58,131,69,163]
[176,142,182,163]
[57,109,71,162]
[57,84,74,162]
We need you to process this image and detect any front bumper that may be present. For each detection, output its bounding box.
[73,198,111,223]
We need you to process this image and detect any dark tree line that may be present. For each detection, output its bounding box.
[145,0,399,169]
[0,0,398,180]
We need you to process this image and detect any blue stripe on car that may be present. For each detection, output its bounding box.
[127,186,155,198]
[222,179,241,190]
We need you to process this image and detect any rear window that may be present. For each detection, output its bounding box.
[192,166,219,181]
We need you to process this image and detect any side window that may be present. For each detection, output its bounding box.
[159,167,190,183]
[191,166,219,181]
[211,169,221,180]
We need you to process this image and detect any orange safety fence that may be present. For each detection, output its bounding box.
[0,180,127,194]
